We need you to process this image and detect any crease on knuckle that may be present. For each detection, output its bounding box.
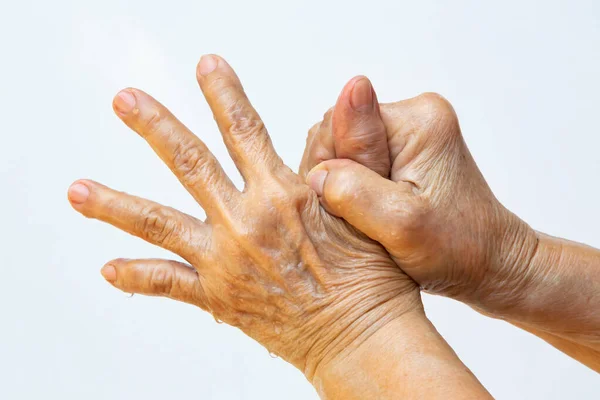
[138,107,164,136]
[138,205,179,246]
[228,105,266,143]
[172,140,213,186]
[149,264,174,296]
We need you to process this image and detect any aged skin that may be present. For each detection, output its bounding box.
[68,55,492,398]
[303,77,600,371]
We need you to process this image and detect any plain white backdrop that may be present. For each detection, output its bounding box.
[1,0,599,398]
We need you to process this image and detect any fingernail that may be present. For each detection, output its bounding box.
[101,264,117,282]
[198,55,218,76]
[350,77,374,111]
[68,183,90,204]
[307,170,328,197]
[113,90,136,116]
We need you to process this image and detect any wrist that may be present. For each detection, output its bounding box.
[461,208,542,317]
[302,288,422,383]
[311,309,491,399]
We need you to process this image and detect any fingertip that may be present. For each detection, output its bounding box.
[197,54,220,77]
[335,76,369,109]
[197,55,243,90]
[349,77,375,111]
[112,89,137,117]
[332,76,372,136]
[101,264,117,283]
[67,180,91,206]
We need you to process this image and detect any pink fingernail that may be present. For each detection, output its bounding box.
[68,183,90,204]
[101,264,117,282]
[198,55,218,76]
[350,77,374,111]
[113,90,136,116]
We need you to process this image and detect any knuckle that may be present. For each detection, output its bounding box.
[390,199,429,239]
[172,140,213,186]
[149,265,174,295]
[312,144,334,165]
[137,205,179,245]
[417,91,449,107]
[307,122,321,143]
[138,107,164,135]
[326,166,360,205]
[416,92,457,122]
[322,106,334,122]
[320,107,334,130]
[227,101,266,141]
[230,219,255,243]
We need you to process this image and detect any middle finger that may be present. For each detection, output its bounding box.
[113,88,238,217]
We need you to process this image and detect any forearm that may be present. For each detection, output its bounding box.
[510,320,600,372]
[507,232,600,349]
[312,310,492,399]
[472,229,600,363]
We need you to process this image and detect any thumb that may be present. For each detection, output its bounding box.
[332,76,390,177]
[306,159,410,246]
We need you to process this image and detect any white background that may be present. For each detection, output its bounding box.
[1,0,599,398]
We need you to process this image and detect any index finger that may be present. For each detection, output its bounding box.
[196,55,283,182]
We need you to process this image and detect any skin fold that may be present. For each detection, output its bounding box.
[68,55,492,398]
[302,77,600,372]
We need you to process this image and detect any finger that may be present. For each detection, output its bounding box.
[298,109,336,179]
[68,180,208,262]
[112,88,237,215]
[332,76,390,177]
[306,159,412,247]
[299,121,321,179]
[196,54,282,181]
[101,258,209,310]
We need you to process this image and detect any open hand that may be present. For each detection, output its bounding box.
[67,56,420,380]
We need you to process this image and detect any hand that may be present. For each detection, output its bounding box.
[301,77,539,314]
[302,78,600,372]
[67,55,421,380]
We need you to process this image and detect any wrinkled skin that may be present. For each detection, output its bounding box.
[301,78,539,313]
[67,55,421,379]
[302,77,600,374]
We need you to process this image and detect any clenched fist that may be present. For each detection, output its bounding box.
[301,77,538,315]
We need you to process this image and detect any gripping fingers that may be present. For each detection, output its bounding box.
[67,180,208,262]
[299,109,336,179]
[101,258,208,310]
[306,159,411,246]
[299,121,322,179]
[331,76,390,177]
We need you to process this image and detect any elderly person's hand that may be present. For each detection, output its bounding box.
[302,78,535,310]
[302,77,600,371]
[68,56,491,398]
